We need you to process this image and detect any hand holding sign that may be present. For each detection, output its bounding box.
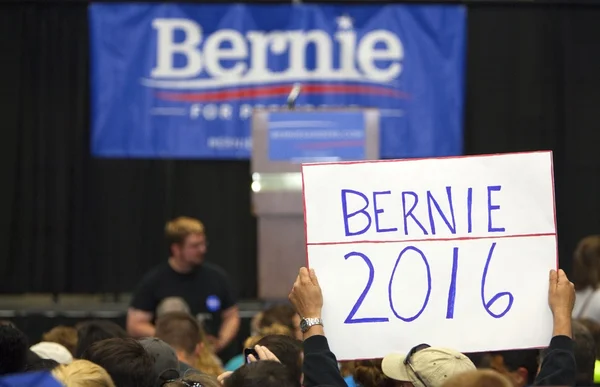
[289,268,323,319]
[302,151,557,360]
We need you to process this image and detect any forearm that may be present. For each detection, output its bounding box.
[552,314,572,338]
[218,315,240,348]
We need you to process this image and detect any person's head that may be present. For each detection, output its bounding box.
[43,325,78,356]
[24,357,59,372]
[162,373,220,387]
[572,321,596,386]
[75,320,128,358]
[354,359,397,387]
[572,235,600,290]
[578,318,600,359]
[250,312,264,336]
[441,369,512,387]
[465,352,494,369]
[259,304,301,340]
[224,361,298,387]
[0,320,16,328]
[52,359,116,387]
[244,323,295,351]
[166,217,207,266]
[382,344,476,387]
[81,337,154,387]
[156,297,191,318]
[0,324,28,375]
[139,337,181,386]
[30,342,73,364]
[489,349,539,387]
[155,311,202,363]
[256,335,303,385]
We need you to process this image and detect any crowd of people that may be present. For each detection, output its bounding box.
[1,218,599,387]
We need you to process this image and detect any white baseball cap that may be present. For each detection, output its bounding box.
[30,342,73,364]
[382,345,475,387]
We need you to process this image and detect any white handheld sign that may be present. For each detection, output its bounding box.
[302,151,557,360]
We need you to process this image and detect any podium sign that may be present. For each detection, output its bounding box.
[267,111,366,163]
[252,108,379,298]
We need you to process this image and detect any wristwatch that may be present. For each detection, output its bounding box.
[300,317,323,333]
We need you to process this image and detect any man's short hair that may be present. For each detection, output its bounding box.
[0,325,28,375]
[155,312,203,355]
[572,320,596,386]
[81,337,154,387]
[442,369,513,387]
[165,217,205,247]
[491,349,539,385]
[75,320,128,358]
[256,335,302,385]
[156,297,191,318]
[224,361,298,387]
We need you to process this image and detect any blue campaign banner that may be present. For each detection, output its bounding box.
[89,4,466,159]
[268,112,366,163]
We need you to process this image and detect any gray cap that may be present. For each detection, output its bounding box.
[139,337,180,386]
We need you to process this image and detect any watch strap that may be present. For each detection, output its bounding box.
[301,317,323,332]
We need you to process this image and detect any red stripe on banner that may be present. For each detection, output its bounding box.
[306,232,557,246]
[155,84,410,102]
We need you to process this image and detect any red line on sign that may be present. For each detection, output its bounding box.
[306,232,557,246]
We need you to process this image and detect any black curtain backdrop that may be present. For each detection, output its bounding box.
[0,2,599,296]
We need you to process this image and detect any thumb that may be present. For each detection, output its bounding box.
[549,269,557,289]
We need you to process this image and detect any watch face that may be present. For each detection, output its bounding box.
[300,319,309,332]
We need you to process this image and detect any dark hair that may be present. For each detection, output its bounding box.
[255,335,302,385]
[578,318,600,359]
[75,320,128,358]
[225,361,297,387]
[260,305,297,333]
[163,373,220,387]
[156,312,202,354]
[573,321,596,386]
[466,352,494,369]
[492,350,539,385]
[81,337,154,387]
[353,359,396,387]
[0,325,28,375]
[572,235,600,290]
[24,358,59,372]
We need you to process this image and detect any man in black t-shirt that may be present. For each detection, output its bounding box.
[126,217,240,353]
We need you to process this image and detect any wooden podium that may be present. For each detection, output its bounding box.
[251,108,380,299]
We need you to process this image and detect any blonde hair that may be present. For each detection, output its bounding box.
[194,326,224,377]
[442,369,512,387]
[52,359,115,387]
[165,217,205,247]
[43,326,78,356]
[243,323,294,349]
